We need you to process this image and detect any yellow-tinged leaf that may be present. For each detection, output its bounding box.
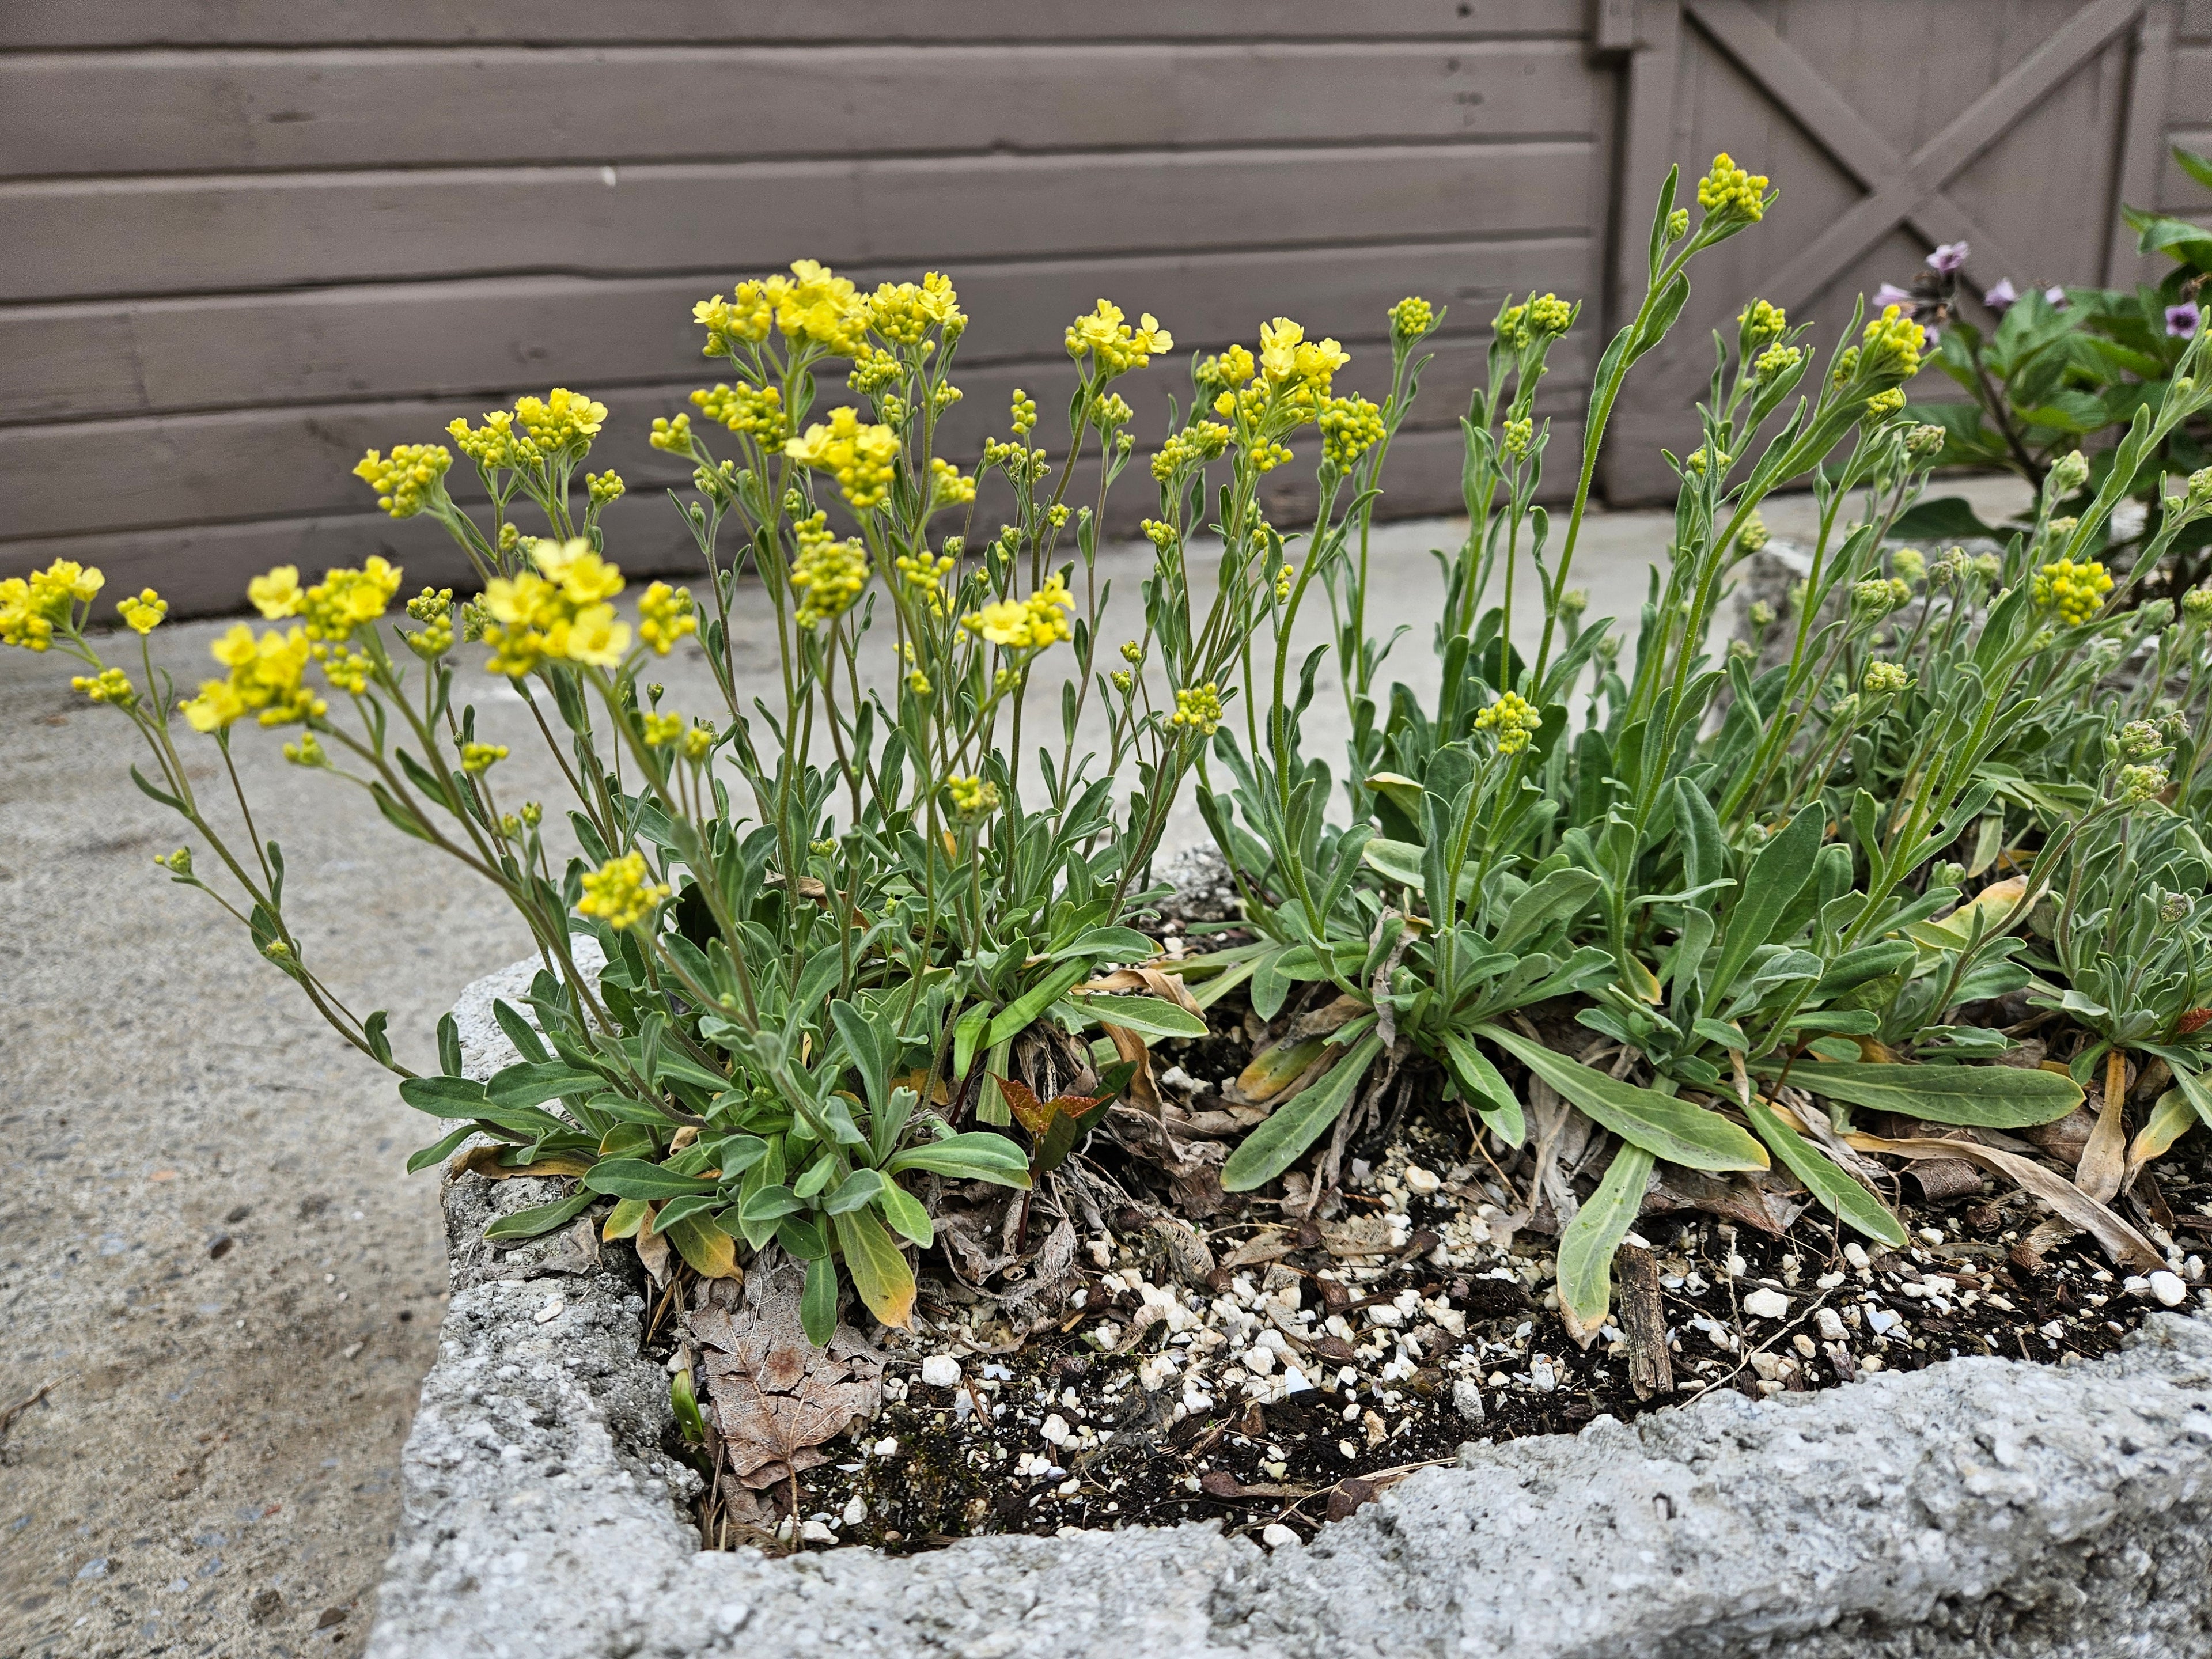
[662,1211,740,1279]
[1234,1036,1331,1104]
[2127,1087,2198,1175]
[1852,1038,1900,1064]
[457,1146,594,1180]
[1624,956,1662,1003]
[1846,1131,2160,1270]
[602,1196,650,1241]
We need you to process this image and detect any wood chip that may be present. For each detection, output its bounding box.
[1615,1245,1673,1400]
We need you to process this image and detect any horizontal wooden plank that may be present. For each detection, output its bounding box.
[0,143,1598,302]
[0,1,1586,48]
[0,334,1596,539]
[2171,46,2212,126]
[0,238,1597,424]
[0,41,1600,176]
[1,426,1572,621]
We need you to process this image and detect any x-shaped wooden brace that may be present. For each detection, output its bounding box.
[1681,0,2148,311]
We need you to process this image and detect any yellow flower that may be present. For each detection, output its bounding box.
[788,516,870,628]
[461,741,508,774]
[317,645,375,695]
[1065,300,1174,377]
[286,556,403,641]
[353,445,452,518]
[770,260,870,355]
[1738,299,1788,346]
[282,731,327,768]
[867,272,965,345]
[1502,416,1533,459]
[946,774,1001,817]
[637,582,696,654]
[639,713,684,748]
[513,388,608,456]
[1196,344,1256,395]
[649,412,695,455]
[962,575,1073,652]
[1753,343,1803,382]
[578,850,670,931]
[1319,395,1387,468]
[1150,421,1232,483]
[1169,683,1225,737]
[70,667,136,707]
[1390,296,1435,340]
[448,410,534,471]
[783,406,900,512]
[181,624,324,730]
[1474,690,1543,754]
[118,589,168,635]
[1695,152,1770,224]
[249,567,304,619]
[479,540,632,676]
[2,559,105,650]
[586,470,626,506]
[929,456,976,508]
[1863,387,1906,421]
[690,381,785,445]
[2033,558,2113,627]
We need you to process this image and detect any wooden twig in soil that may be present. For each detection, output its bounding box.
[0,1382,52,1445]
[1615,1246,1674,1400]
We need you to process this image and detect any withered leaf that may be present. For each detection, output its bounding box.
[688,1252,884,1491]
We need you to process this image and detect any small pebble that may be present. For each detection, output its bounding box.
[800,1520,836,1544]
[2148,1271,2187,1308]
[842,1495,868,1527]
[532,1300,565,1325]
[1741,1287,1790,1320]
[1403,1164,1441,1197]
[1453,1378,1486,1422]
[1916,1227,1945,1245]
[1262,1523,1300,1549]
[1843,1243,1871,1271]
[1041,1413,1071,1445]
[921,1355,962,1388]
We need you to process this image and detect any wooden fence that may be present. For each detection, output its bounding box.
[1,1,2206,613]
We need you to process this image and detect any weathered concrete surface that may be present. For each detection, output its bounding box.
[376,957,2212,1659]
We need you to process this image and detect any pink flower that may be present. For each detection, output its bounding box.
[1927,242,1969,275]
[1983,279,2018,312]
[2044,285,2069,309]
[1873,283,1916,310]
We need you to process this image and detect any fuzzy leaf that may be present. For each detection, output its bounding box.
[1780,1060,2081,1127]
[1556,1143,1654,1347]
[1477,1024,1767,1172]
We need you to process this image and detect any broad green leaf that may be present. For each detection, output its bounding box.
[887,1132,1033,1188]
[984,960,1090,1048]
[481,1188,597,1241]
[1706,806,1823,1004]
[834,1207,917,1328]
[1493,868,1603,953]
[801,1254,838,1345]
[1051,926,1157,961]
[876,1179,935,1247]
[1440,1031,1526,1146]
[491,998,550,1064]
[405,1124,478,1173]
[600,1196,651,1241]
[484,1059,605,1111]
[1745,1099,1907,1247]
[1222,1033,1385,1191]
[821,1168,884,1215]
[1555,1143,1653,1345]
[1477,1024,1767,1172]
[1074,994,1208,1040]
[582,1158,721,1200]
[399,1075,489,1113]
[1364,838,1477,902]
[1779,1060,2081,1127]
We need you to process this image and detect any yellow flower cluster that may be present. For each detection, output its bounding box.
[929,456,976,507]
[1065,300,1173,377]
[461,741,508,774]
[0,559,103,652]
[1754,343,1804,382]
[1474,690,1543,754]
[1141,518,1179,548]
[513,388,607,456]
[2034,558,2113,627]
[448,410,531,470]
[637,581,696,654]
[691,381,785,444]
[578,850,669,932]
[1319,395,1387,468]
[354,444,453,518]
[789,517,870,628]
[181,624,324,732]
[895,547,957,618]
[946,774,1001,817]
[1169,682,1225,737]
[1151,421,1232,483]
[118,589,167,635]
[963,574,1074,652]
[648,412,695,456]
[784,406,900,512]
[1502,416,1533,459]
[71,666,136,707]
[1858,305,1925,381]
[586,471,626,507]
[1739,299,1788,345]
[479,538,631,676]
[405,586,456,657]
[1258,317,1349,394]
[1197,344,1256,395]
[1496,294,1573,350]
[1696,152,1770,224]
[1861,661,1912,695]
[248,556,403,641]
[639,713,684,748]
[1685,446,1730,475]
[1738,510,1770,554]
[867,272,964,346]
[695,262,870,358]
[1863,387,1906,422]
[283,732,326,768]
[1390,296,1435,340]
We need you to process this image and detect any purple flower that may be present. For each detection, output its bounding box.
[1983,279,2018,312]
[2170,301,2203,338]
[1927,241,1969,275]
[2045,285,2069,309]
[1873,282,1916,310]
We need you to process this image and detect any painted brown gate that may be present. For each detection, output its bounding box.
[1601,0,2192,501]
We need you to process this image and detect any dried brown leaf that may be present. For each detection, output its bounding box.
[688,1252,884,1491]
[1847,1132,2161,1270]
